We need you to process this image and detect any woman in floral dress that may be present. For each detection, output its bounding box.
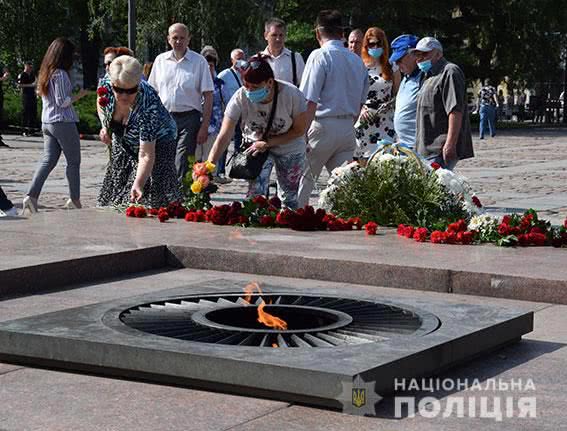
[354,27,400,159]
[97,56,181,208]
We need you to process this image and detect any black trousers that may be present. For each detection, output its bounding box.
[22,95,37,129]
[0,185,14,211]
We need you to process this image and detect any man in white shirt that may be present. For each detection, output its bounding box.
[253,18,306,197]
[148,23,214,181]
[297,10,369,207]
[262,18,305,87]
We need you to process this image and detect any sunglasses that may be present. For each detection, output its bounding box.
[112,85,138,95]
[367,41,382,48]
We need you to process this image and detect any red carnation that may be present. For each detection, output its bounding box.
[447,220,466,233]
[529,232,546,246]
[430,162,441,170]
[148,208,159,216]
[404,226,415,239]
[268,196,282,209]
[460,231,475,245]
[96,86,108,96]
[501,215,512,225]
[348,217,363,230]
[184,212,196,222]
[125,206,136,217]
[158,212,169,223]
[413,227,428,242]
[252,195,268,208]
[517,234,530,246]
[530,227,544,235]
[430,230,446,244]
[365,221,378,235]
[397,224,406,236]
[328,218,351,231]
[471,196,482,208]
[134,206,147,218]
[276,209,294,226]
[209,205,230,225]
[497,223,510,236]
[445,230,457,244]
[259,215,275,226]
[98,96,109,107]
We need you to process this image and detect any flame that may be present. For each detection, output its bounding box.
[258,300,288,330]
[243,281,261,304]
[242,282,288,331]
[272,343,278,348]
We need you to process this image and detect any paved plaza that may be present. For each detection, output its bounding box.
[1,127,567,223]
[0,127,566,430]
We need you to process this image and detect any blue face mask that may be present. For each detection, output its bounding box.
[235,60,247,69]
[417,59,432,73]
[368,47,384,59]
[245,86,270,103]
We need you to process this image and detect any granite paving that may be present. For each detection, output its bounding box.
[0,127,566,430]
[1,128,566,223]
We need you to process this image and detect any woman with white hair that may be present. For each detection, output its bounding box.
[97,55,181,208]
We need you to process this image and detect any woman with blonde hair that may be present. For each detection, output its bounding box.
[23,37,88,213]
[97,55,181,208]
[354,27,400,159]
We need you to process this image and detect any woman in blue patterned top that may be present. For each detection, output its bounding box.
[97,55,181,208]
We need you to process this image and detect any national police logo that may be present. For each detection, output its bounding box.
[352,387,366,408]
[337,375,382,416]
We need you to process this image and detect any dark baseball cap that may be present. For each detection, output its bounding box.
[389,34,419,64]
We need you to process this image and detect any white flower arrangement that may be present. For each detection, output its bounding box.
[317,141,483,227]
[468,214,499,242]
[433,168,484,216]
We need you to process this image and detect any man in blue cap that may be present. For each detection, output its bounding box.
[389,34,421,149]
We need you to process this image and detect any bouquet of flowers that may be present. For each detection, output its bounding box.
[182,158,218,210]
[319,142,481,230]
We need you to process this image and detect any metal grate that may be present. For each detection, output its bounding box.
[119,293,438,348]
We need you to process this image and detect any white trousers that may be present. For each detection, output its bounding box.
[297,117,356,207]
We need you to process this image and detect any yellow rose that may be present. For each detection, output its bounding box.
[205,160,216,173]
[191,181,203,193]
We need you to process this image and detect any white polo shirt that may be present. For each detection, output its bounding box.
[262,47,305,86]
[148,49,214,113]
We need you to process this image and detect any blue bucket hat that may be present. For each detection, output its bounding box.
[389,34,419,64]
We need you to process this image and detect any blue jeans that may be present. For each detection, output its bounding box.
[479,104,496,138]
[28,122,81,200]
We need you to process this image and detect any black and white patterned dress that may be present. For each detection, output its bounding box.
[97,78,181,208]
[354,66,396,158]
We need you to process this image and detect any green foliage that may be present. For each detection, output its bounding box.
[324,158,468,229]
[1,89,100,134]
[75,92,101,134]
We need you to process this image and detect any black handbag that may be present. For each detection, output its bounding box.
[229,82,278,180]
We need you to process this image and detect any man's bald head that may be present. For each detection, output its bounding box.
[168,23,189,37]
[167,23,190,58]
